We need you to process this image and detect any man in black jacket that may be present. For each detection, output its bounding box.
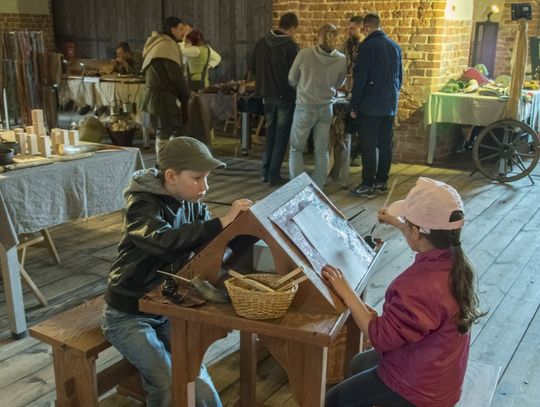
[102,137,252,407]
[252,12,299,186]
[349,14,402,198]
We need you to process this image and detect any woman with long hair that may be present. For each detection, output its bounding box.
[180,29,221,92]
[324,177,485,407]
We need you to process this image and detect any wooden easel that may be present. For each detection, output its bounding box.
[140,173,383,406]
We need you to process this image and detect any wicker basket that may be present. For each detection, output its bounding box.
[225,273,298,320]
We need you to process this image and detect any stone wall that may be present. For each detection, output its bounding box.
[272,0,473,162]
[494,0,540,76]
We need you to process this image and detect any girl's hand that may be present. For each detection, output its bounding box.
[322,264,355,302]
[377,208,404,229]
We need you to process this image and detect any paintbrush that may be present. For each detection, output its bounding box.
[368,178,398,236]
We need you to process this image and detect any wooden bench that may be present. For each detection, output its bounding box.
[29,295,145,406]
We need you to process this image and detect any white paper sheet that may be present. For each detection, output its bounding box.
[292,204,368,287]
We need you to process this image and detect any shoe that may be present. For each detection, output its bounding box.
[373,182,388,193]
[350,184,375,198]
[262,176,269,183]
[269,177,288,186]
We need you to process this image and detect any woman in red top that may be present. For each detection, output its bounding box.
[324,177,484,407]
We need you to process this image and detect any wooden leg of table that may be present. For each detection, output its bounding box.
[170,319,230,407]
[427,123,437,164]
[240,332,257,407]
[41,229,61,264]
[0,243,27,338]
[344,316,361,378]
[171,319,196,407]
[19,247,27,267]
[52,345,99,407]
[260,336,328,406]
[19,264,48,306]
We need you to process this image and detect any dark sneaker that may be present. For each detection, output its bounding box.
[373,182,388,193]
[269,177,288,186]
[350,184,375,198]
[262,176,269,183]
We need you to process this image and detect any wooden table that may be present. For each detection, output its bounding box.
[423,91,540,164]
[139,294,360,407]
[0,148,143,338]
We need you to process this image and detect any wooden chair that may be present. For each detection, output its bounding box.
[30,295,145,406]
[16,229,61,306]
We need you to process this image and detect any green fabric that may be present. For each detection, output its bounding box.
[187,46,210,87]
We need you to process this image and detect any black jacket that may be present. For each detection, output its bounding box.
[105,169,222,314]
[252,30,299,102]
[351,30,403,117]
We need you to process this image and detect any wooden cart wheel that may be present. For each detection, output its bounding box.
[472,119,540,182]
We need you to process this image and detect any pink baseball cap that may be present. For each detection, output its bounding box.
[388,177,465,231]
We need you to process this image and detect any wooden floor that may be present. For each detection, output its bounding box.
[1,136,539,406]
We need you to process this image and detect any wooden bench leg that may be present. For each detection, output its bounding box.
[117,371,145,402]
[52,345,99,407]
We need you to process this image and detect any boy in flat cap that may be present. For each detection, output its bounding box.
[102,137,252,407]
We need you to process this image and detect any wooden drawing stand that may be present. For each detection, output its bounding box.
[139,173,384,406]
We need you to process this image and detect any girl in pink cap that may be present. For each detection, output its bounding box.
[323,177,484,407]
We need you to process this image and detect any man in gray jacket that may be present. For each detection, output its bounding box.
[288,24,347,188]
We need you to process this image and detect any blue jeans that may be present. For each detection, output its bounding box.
[325,349,414,407]
[101,304,222,407]
[262,97,295,182]
[289,103,333,188]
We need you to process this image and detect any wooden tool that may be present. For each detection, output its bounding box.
[157,270,192,283]
[276,266,304,285]
[276,275,309,292]
[228,270,275,292]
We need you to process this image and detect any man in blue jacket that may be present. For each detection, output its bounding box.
[350,14,402,198]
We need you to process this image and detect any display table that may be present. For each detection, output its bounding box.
[424,91,540,164]
[59,75,145,123]
[0,147,144,338]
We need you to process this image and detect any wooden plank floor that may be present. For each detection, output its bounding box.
[1,136,539,406]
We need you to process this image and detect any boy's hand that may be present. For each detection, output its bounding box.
[322,264,356,302]
[220,199,253,228]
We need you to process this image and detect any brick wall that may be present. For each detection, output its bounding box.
[0,1,55,52]
[494,0,540,76]
[272,0,473,163]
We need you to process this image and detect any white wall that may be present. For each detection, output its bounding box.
[445,0,474,20]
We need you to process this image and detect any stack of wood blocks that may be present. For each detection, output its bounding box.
[2,109,81,159]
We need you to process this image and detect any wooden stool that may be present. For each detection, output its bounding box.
[16,229,61,306]
[30,296,145,406]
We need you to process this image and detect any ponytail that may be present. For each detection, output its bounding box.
[449,245,484,334]
[415,211,486,334]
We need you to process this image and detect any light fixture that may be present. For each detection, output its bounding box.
[486,5,500,21]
